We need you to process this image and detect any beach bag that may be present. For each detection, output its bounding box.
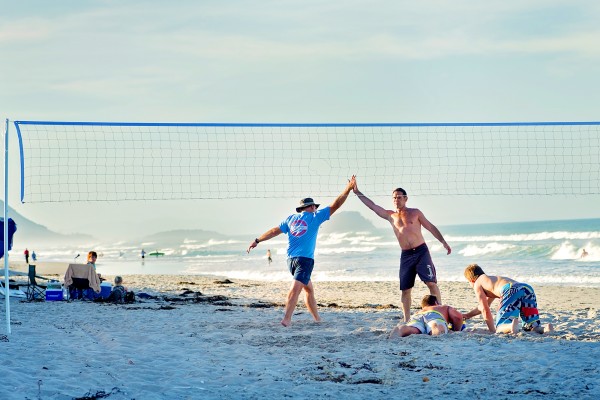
[125,291,135,303]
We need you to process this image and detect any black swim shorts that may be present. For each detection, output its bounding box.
[399,243,437,290]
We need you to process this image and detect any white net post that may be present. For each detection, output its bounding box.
[3,119,11,334]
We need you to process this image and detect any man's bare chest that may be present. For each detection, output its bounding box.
[391,212,418,229]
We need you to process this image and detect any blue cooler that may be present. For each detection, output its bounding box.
[100,282,112,299]
[46,289,63,301]
[46,281,63,301]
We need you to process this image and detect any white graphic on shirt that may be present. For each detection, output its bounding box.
[290,220,308,237]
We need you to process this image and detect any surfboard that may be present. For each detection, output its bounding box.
[149,251,165,257]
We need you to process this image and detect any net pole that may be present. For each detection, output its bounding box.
[3,119,10,335]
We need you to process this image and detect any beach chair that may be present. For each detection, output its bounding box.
[64,263,101,300]
[25,265,47,301]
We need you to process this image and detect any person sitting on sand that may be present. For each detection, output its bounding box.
[247,176,356,327]
[108,276,134,304]
[389,294,464,338]
[463,264,554,334]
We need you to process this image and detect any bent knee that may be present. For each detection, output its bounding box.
[302,282,313,291]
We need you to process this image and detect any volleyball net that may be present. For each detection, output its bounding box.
[13,121,600,203]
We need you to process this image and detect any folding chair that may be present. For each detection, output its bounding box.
[25,265,47,301]
[69,280,85,300]
[64,263,101,300]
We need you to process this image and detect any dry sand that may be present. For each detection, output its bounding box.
[1,274,599,399]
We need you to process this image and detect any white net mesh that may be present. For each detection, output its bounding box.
[14,121,600,203]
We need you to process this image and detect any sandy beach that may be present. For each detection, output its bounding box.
[1,272,599,399]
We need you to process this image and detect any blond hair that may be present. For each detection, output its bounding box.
[464,264,485,282]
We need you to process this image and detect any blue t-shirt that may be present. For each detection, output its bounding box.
[279,206,331,259]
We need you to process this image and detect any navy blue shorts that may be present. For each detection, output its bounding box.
[287,257,315,285]
[399,243,437,290]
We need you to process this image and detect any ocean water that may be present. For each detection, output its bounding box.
[31,218,600,288]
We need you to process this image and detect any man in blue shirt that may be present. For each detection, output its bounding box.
[247,176,356,327]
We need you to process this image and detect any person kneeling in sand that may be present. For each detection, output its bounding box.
[463,264,553,334]
[389,294,464,338]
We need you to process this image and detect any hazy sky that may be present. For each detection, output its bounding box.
[1,1,600,239]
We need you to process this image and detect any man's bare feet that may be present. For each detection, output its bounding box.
[534,323,554,334]
[389,326,401,339]
[510,318,520,334]
[495,318,520,334]
[281,318,291,327]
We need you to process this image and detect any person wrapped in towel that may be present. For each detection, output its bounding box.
[463,264,554,334]
[389,294,464,338]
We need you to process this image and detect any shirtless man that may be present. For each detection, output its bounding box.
[353,182,451,322]
[390,294,464,338]
[463,264,554,334]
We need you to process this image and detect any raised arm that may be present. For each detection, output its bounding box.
[418,211,451,255]
[329,175,356,216]
[247,226,283,253]
[352,180,391,220]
